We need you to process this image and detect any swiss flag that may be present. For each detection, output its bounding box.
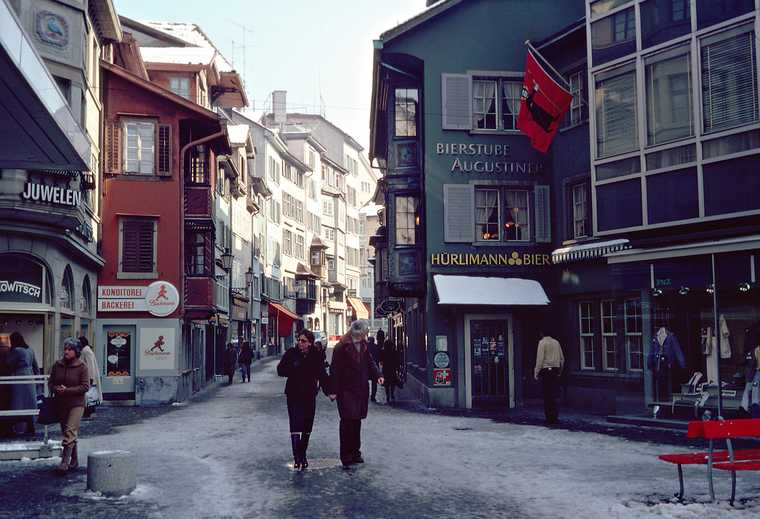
[516,51,572,154]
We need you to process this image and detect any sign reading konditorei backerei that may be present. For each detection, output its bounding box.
[0,258,43,304]
[140,328,175,371]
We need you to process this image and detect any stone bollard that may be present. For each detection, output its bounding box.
[87,450,137,497]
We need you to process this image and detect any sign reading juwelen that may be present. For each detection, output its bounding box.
[0,259,43,304]
[140,328,175,370]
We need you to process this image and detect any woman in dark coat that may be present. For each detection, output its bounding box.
[0,336,12,437]
[238,342,253,383]
[277,329,331,470]
[330,320,382,467]
[380,339,399,404]
[7,332,39,436]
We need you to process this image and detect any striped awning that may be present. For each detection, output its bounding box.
[347,297,369,320]
[551,239,631,264]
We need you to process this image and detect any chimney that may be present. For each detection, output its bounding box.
[273,90,287,126]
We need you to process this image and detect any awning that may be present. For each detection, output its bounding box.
[607,235,760,264]
[269,302,300,336]
[347,297,369,319]
[433,275,550,306]
[551,239,631,264]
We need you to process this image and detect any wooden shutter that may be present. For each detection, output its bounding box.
[443,184,474,242]
[441,74,472,130]
[104,120,122,174]
[121,219,155,272]
[157,124,172,176]
[534,185,552,243]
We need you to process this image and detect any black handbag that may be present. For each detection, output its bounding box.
[37,396,58,425]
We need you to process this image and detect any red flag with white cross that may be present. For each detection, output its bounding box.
[516,50,572,153]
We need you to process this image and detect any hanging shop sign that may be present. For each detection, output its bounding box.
[433,351,450,369]
[436,143,544,175]
[0,258,43,304]
[430,251,552,267]
[98,282,179,316]
[140,328,176,370]
[21,181,82,207]
[433,368,452,386]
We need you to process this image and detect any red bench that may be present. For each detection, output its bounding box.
[658,419,760,504]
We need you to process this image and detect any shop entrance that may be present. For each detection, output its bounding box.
[102,325,136,398]
[464,314,514,409]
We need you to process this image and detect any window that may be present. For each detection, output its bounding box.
[566,71,587,127]
[268,156,280,184]
[169,76,190,99]
[188,145,209,184]
[504,190,530,241]
[472,79,497,130]
[283,164,292,182]
[701,29,758,134]
[395,196,417,246]
[295,234,305,260]
[641,0,692,49]
[697,0,754,30]
[500,81,522,131]
[361,181,371,193]
[471,78,523,131]
[186,232,208,275]
[307,149,315,170]
[601,300,617,370]
[123,119,156,174]
[322,226,335,241]
[595,66,638,157]
[345,156,358,177]
[120,218,156,274]
[394,88,418,137]
[322,199,334,217]
[283,229,293,257]
[579,302,595,369]
[61,266,74,310]
[572,183,589,239]
[625,298,643,370]
[646,50,693,145]
[475,188,499,241]
[591,7,636,65]
[614,9,635,42]
[54,75,72,105]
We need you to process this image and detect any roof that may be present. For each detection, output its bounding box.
[139,46,216,66]
[433,275,550,306]
[534,17,586,50]
[360,203,381,217]
[378,0,464,44]
[227,124,250,146]
[263,113,364,152]
[138,21,234,72]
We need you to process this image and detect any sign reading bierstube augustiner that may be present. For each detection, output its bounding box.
[436,143,544,175]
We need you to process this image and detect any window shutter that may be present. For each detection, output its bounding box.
[443,184,474,242]
[441,74,472,130]
[121,221,139,271]
[157,124,172,176]
[121,220,155,272]
[104,120,122,174]
[204,232,213,275]
[534,185,552,243]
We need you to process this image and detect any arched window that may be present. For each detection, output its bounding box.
[80,275,92,314]
[61,266,74,310]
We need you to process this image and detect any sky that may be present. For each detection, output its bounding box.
[113,0,429,152]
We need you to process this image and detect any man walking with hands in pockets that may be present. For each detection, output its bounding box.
[534,330,564,425]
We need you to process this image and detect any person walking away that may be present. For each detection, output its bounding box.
[0,335,12,437]
[6,332,39,436]
[276,329,332,470]
[367,337,381,402]
[534,331,565,425]
[381,339,399,404]
[330,320,383,468]
[78,336,101,417]
[49,338,89,473]
[224,343,238,385]
[239,342,253,383]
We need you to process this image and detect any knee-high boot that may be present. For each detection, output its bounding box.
[56,444,73,474]
[69,443,79,470]
[290,433,302,469]
[301,433,310,469]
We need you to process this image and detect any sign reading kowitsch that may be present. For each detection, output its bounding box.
[431,251,552,267]
[436,142,544,175]
[21,181,82,207]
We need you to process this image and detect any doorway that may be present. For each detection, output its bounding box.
[464,314,514,409]
[102,325,136,398]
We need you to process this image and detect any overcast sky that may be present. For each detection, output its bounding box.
[113,0,428,151]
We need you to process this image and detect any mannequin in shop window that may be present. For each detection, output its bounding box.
[647,327,686,403]
[741,323,760,418]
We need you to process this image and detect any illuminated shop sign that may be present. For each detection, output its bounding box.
[430,252,552,267]
[435,143,544,175]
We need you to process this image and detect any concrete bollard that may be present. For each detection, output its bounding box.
[87,450,137,497]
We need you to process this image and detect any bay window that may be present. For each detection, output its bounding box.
[395,196,417,246]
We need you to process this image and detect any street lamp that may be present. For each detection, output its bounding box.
[245,267,254,287]
[221,248,234,272]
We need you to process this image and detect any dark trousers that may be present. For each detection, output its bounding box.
[539,368,560,424]
[240,363,251,382]
[339,418,362,462]
[385,383,396,402]
[370,380,377,400]
[287,396,316,433]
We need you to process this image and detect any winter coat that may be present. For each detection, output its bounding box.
[330,338,380,420]
[367,340,381,364]
[80,345,101,389]
[276,347,331,401]
[380,343,399,384]
[238,346,253,365]
[6,346,39,412]
[223,348,238,374]
[0,345,10,411]
[647,333,685,371]
[48,358,89,411]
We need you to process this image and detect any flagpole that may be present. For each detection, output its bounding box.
[524,40,570,90]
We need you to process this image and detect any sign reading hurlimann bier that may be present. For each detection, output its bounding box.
[430,251,552,267]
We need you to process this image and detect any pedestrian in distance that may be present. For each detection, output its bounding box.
[6,332,39,437]
[380,339,399,404]
[534,330,565,425]
[224,342,238,385]
[276,329,332,470]
[78,336,101,418]
[330,320,383,468]
[367,336,381,403]
[239,342,253,383]
[375,329,386,348]
[49,337,90,473]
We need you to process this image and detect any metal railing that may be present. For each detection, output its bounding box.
[0,375,51,444]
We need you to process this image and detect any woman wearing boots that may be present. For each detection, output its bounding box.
[381,339,399,404]
[276,329,332,470]
[48,338,89,473]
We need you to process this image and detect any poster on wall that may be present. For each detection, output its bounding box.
[106,331,132,377]
[140,328,175,370]
[433,368,452,386]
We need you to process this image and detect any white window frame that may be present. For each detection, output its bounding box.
[504,189,531,242]
[169,76,190,99]
[624,298,643,371]
[572,183,589,239]
[474,187,500,242]
[601,299,618,371]
[123,119,156,175]
[470,76,523,132]
[579,301,595,370]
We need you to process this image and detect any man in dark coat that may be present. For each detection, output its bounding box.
[330,320,383,468]
[223,343,238,385]
[238,342,253,383]
[367,337,381,402]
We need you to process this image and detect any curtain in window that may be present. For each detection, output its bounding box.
[702,31,758,133]
[596,70,638,157]
[472,80,497,129]
[505,190,529,241]
[501,82,522,130]
[475,189,499,240]
[646,52,693,145]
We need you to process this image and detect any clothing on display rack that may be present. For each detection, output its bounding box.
[648,328,686,402]
[702,316,732,359]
